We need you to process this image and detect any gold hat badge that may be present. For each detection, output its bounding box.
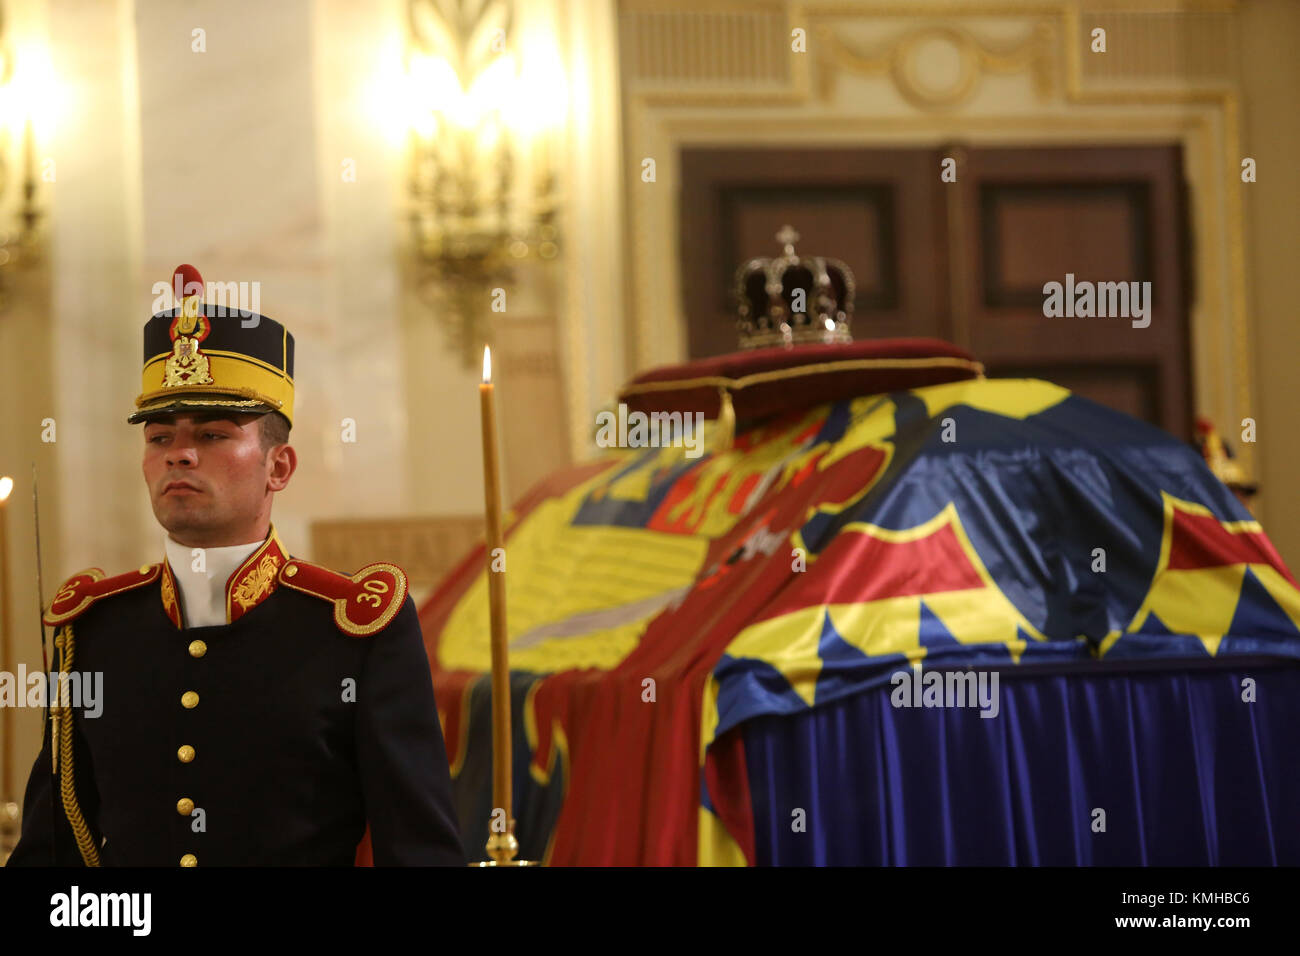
[164,276,214,389]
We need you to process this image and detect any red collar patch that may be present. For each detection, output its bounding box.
[225,529,290,624]
[158,527,291,627]
[160,560,182,629]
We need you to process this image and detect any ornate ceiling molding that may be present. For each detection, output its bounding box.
[814,21,1056,109]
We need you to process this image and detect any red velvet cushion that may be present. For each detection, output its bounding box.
[617,339,983,424]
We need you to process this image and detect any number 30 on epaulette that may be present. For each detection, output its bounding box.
[356,579,389,609]
[338,565,405,634]
[278,561,408,636]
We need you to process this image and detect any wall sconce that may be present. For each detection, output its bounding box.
[404,0,565,368]
[0,22,54,314]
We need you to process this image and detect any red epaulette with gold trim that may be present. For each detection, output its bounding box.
[277,559,409,637]
[44,564,162,627]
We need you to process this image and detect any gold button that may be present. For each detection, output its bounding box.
[180,854,197,867]
[139,564,151,575]
[181,691,199,709]
[285,564,297,577]
[177,745,195,763]
[176,797,194,816]
[188,640,207,658]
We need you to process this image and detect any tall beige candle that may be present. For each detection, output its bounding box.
[478,347,513,860]
[0,475,14,801]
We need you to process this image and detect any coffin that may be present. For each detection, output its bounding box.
[418,339,1300,865]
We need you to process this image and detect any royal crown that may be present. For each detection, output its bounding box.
[734,225,856,350]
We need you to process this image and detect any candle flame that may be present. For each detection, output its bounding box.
[482,345,492,384]
[0,475,12,502]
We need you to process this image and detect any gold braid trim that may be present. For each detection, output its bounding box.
[55,624,101,867]
[134,384,284,408]
[617,355,986,401]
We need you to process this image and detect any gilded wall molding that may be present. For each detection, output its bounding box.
[814,22,1056,109]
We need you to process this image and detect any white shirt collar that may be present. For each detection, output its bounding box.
[164,534,266,628]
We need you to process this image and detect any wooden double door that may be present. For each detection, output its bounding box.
[680,145,1192,440]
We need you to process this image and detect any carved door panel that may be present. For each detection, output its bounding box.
[950,145,1191,438]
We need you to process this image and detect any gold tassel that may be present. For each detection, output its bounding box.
[714,387,735,453]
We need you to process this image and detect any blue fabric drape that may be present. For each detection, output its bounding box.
[743,663,1300,865]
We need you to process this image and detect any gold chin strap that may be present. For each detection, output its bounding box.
[54,625,101,867]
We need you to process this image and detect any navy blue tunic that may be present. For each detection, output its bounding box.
[8,569,465,867]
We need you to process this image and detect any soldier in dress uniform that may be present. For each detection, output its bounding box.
[7,265,465,866]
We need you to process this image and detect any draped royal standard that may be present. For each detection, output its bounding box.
[418,376,1300,866]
